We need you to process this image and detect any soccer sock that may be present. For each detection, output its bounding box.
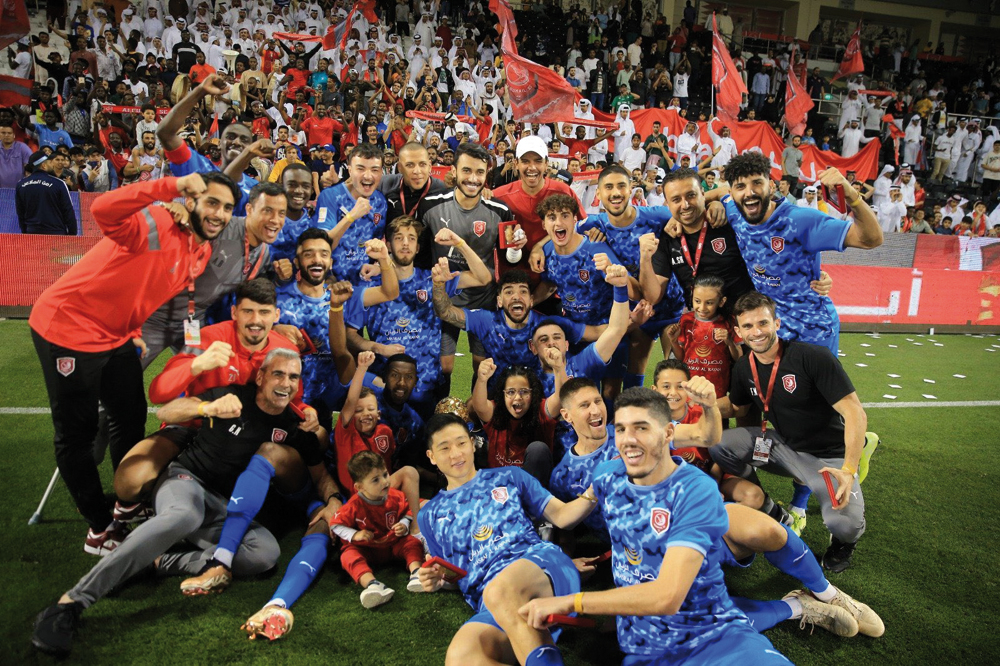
[215,455,275,566]
[623,372,645,390]
[267,533,328,610]
[759,494,791,526]
[764,524,830,596]
[784,596,803,619]
[731,596,793,633]
[791,481,812,511]
[525,644,565,666]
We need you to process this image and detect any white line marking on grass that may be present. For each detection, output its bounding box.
[0,407,160,415]
[922,394,938,400]
[924,379,936,384]
[883,394,897,399]
[888,344,898,348]
[861,400,1000,408]
[953,374,966,379]
[855,363,868,367]
[889,384,902,388]
[860,343,871,347]
[888,373,901,378]
[865,353,875,357]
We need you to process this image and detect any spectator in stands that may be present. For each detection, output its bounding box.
[15,151,77,235]
[909,209,934,234]
[781,136,804,194]
[980,141,1000,200]
[0,124,32,189]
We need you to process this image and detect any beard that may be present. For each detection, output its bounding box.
[735,184,773,225]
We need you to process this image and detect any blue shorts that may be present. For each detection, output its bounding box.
[466,544,581,641]
[281,480,325,518]
[622,625,790,666]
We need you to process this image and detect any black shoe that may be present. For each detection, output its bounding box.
[822,537,857,573]
[32,601,83,656]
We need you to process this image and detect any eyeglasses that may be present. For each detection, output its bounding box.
[503,388,532,399]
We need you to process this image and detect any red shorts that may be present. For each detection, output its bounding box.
[340,536,424,584]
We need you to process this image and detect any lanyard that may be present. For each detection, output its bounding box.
[186,233,198,320]
[679,224,708,277]
[399,179,430,218]
[748,340,782,435]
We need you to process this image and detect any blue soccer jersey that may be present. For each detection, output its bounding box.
[372,385,425,454]
[593,457,756,660]
[724,198,851,355]
[166,143,257,213]
[270,211,314,263]
[540,343,611,398]
[315,183,389,285]
[465,309,586,380]
[540,237,620,325]
[417,467,562,611]
[275,281,331,404]
[549,425,618,541]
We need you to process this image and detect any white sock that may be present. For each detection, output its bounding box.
[267,598,287,609]
[813,582,837,602]
[785,597,803,619]
[213,547,235,568]
[790,507,806,517]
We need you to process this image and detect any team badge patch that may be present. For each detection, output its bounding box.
[416,289,429,303]
[782,374,797,393]
[373,213,382,224]
[374,435,390,453]
[473,221,487,237]
[770,236,785,253]
[271,428,287,443]
[385,511,397,528]
[578,269,590,282]
[650,507,671,535]
[711,238,727,254]
[56,357,75,377]
[491,487,509,504]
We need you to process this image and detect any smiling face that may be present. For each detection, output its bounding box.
[231,298,279,348]
[735,305,780,357]
[354,392,380,435]
[220,124,252,166]
[427,422,476,485]
[502,375,532,420]
[615,405,673,481]
[560,385,607,441]
[245,192,287,246]
[542,207,578,249]
[385,360,417,406]
[282,167,312,215]
[663,175,705,232]
[730,173,774,224]
[517,152,546,190]
[295,237,331,286]
[454,153,488,200]
[497,281,532,324]
[348,155,382,197]
[187,182,236,241]
[255,355,300,414]
[598,172,631,216]
[691,285,724,321]
[653,367,689,419]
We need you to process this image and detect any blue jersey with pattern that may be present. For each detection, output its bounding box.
[724,198,851,354]
[578,207,685,324]
[167,147,257,213]
[593,457,752,659]
[270,211,314,263]
[417,467,557,611]
[550,426,618,541]
[314,183,388,285]
[275,281,331,404]
[540,237,620,325]
[465,309,586,380]
[372,385,425,455]
[540,343,610,398]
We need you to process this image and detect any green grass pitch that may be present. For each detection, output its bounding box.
[2,319,999,664]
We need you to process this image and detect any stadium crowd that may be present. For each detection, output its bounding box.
[14,0,998,662]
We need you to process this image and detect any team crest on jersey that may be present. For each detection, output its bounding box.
[650,507,671,535]
[491,487,509,504]
[373,213,382,224]
[473,525,494,541]
[578,269,590,282]
[770,236,785,253]
[385,510,397,529]
[782,374,797,393]
[416,289,429,303]
[56,357,75,377]
[271,428,288,443]
[473,221,487,237]
[374,435,390,453]
[396,317,410,328]
[711,238,727,254]
[624,546,643,566]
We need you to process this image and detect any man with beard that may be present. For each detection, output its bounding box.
[415,142,521,391]
[315,143,389,285]
[374,354,426,466]
[157,73,258,211]
[130,131,164,182]
[269,164,316,263]
[382,142,450,226]
[29,173,240,555]
[722,152,882,356]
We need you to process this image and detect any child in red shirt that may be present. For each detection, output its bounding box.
[330,452,427,608]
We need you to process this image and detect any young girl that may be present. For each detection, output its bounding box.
[665,274,741,400]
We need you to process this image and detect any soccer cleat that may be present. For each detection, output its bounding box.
[84,521,127,556]
[32,601,83,656]
[783,590,858,638]
[537,521,555,542]
[113,501,154,524]
[822,536,857,574]
[407,571,425,593]
[359,581,394,609]
[180,559,232,596]
[788,510,808,537]
[859,432,880,484]
[241,605,294,641]
[828,586,885,638]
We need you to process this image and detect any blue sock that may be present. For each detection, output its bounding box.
[525,644,564,666]
[623,372,645,390]
[764,524,829,595]
[791,481,812,510]
[216,455,275,560]
[731,596,793,632]
[268,533,329,609]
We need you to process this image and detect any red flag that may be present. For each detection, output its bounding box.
[503,50,582,123]
[489,0,517,39]
[832,22,864,81]
[273,32,323,43]
[711,13,747,123]
[207,113,220,141]
[783,47,813,136]
[323,12,354,50]
[357,0,379,23]
[0,72,31,106]
[0,0,29,50]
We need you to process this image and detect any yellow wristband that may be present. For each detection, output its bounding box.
[329,305,344,312]
[574,592,585,614]
[578,492,598,503]
[848,197,865,208]
[197,401,209,417]
[842,462,858,476]
[457,239,466,247]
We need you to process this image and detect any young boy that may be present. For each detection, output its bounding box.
[330,452,427,608]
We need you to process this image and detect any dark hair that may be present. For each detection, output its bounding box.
[497,268,531,291]
[426,412,470,449]
[724,151,772,184]
[358,386,377,402]
[559,377,600,404]
[598,163,630,184]
[532,318,569,340]
[536,193,580,220]
[296,227,332,249]
[140,103,155,113]
[347,450,386,482]
[383,353,418,377]
[732,290,777,320]
[199,171,241,208]
[653,358,689,384]
[455,141,490,166]
[386,214,425,239]
[489,365,545,435]
[663,167,701,186]
[692,274,725,296]
[234,277,277,306]
[281,162,312,181]
[247,181,286,206]
[349,142,384,164]
[613,387,673,425]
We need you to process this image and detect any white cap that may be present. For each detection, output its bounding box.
[516,135,548,159]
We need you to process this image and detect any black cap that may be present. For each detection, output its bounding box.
[28,150,50,171]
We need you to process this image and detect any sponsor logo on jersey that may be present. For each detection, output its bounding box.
[565,294,576,302]
[711,237,726,254]
[385,510,397,529]
[578,269,590,282]
[396,317,410,328]
[374,435,390,453]
[491,487,509,504]
[473,524,494,541]
[271,428,287,443]
[624,545,643,566]
[416,289,429,302]
[753,264,766,275]
[770,236,785,253]
[473,220,487,236]
[782,374,797,393]
[56,357,75,377]
[650,507,671,535]
[695,343,713,358]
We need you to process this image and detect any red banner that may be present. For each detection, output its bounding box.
[274,31,323,43]
[712,13,747,123]
[101,104,169,118]
[832,22,865,82]
[0,0,29,51]
[783,47,812,137]
[0,72,31,106]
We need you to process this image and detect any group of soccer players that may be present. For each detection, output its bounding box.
[29,113,887,663]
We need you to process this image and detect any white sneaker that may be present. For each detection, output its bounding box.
[413,530,430,556]
[360,581,394,609]
[406,571,425,593]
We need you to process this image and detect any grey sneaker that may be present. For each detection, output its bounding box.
[783,589,859,637]
[828,586,885,638]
